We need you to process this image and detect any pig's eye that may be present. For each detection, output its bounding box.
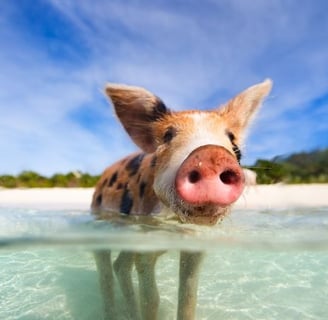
[163,126,177,143]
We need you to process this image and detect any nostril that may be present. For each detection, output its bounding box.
[220,170,240,185]
[188,170,201,184]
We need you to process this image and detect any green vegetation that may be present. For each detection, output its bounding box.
[0,171,100,188]
[0,148,327,187]
[248,148,328,184]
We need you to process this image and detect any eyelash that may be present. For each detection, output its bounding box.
[232,144,242,163]
[227,131,242,163]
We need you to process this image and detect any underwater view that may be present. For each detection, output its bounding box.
[0,206,328,320]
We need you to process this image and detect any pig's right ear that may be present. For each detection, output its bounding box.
[105,84,170,153]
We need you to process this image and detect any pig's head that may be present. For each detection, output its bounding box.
[106,80,272,225]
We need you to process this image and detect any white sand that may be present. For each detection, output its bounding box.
[0,184,327,211]
[0,188,93,210]
[235,184,328,209]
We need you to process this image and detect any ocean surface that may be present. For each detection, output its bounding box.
[0,206,328,319]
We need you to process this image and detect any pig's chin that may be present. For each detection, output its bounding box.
[173,200,231,226]
[156,188,231,226]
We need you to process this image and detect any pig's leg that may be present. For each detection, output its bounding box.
[177,251,205,320]
[94,250,117,320]
[135,252,163,320]
[113,251,141,320]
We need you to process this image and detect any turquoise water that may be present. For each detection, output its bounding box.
[0,207,328,319]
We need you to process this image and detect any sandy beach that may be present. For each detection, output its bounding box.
[0,184,327,211]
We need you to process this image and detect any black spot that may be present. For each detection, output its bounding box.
[108,171,118,187]
[163,126,177,143]
[150,155,157,167]
[117,183,124,190]
[226,130,242,163]
[126,153,145,176]
[95,193,102,207]
[139,181,147,198]
[226,131,235,142]
[149,99,169,121]
[120,187,133,214]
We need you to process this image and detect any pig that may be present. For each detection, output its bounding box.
[92,79,272,320]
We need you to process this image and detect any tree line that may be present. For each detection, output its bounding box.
[0,171,100,188]
[247,148,328,184]
[0,148,327,188]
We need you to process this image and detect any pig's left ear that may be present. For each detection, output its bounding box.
[105,84,170,153]
[218,79,272,141]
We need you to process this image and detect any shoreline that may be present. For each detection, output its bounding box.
[0,187,93,210]
[0,184,327,211]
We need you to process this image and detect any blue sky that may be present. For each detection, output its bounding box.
[1,0,328,175]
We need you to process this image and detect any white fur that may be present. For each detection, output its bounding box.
[154,113,232,203]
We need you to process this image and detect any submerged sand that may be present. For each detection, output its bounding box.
[0,184,327,211]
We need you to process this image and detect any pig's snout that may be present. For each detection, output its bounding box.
[175,145,245,206]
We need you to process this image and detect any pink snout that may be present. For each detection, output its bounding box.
[175,145,245,206]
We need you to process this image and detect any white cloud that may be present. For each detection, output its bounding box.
[1,0,328,175]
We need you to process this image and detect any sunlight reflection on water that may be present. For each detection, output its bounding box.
[0,206,328,319]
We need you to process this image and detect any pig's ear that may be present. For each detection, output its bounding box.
[105,84,170,153]
[218,79,272,141]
